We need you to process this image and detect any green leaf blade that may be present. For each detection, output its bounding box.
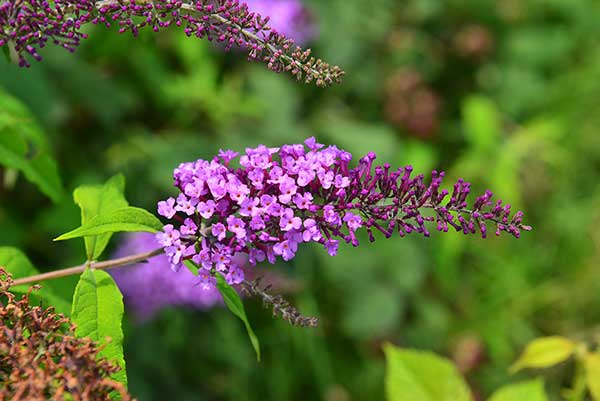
[383,343,472,401]
[0,90,64,202]
[73,174,129,260]
[487,379,548,401]
[510,336,574,373]
[71,268,127,387]
[55,206,163,241]
[216,274,261,362]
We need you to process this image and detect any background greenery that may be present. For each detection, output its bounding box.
[1,0,600,399]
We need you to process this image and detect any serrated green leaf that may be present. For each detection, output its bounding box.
[71,268,127,387]
[487,379,548,401]
[73,174,129,260]
[510,336,574,373]
[216,273,260,362]
[584,352,600,400]
[462,95,501,152]
[0,246,71,314]
[0,90,64,202]
[383,343,472,401]
[55,206,163,241]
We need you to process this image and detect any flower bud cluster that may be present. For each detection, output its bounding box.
[0,0,343,86]
[156,137,530,290]
[0,0,94,67]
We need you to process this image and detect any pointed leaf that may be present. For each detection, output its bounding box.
[0,90,63,202]
[73,174,129,260]
[71,268,127,387]
[584,352,600,401]
[487,379,548,401]
[510,336,574,373]
[383,343,472,401]
[55,206,163,241]
[0,246,70,314]
[216,274,260,361]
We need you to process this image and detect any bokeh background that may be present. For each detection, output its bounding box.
[1,0,600,399]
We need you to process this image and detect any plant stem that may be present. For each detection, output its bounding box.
[7,40,19,65]
[11,248,165,286]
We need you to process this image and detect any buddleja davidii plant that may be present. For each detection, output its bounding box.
[7,137,531,371]
[383,336,600,401]
[0,0,344,86]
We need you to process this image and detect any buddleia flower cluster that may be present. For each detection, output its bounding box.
[0,268,133,401]
[0,0,343,86]
[155,137,531,291]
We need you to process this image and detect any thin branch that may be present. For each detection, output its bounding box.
[11,248,165,286]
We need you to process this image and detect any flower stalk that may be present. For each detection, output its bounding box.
[0,0,344,86]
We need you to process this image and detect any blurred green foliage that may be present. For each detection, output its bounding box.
[1,0,600,400]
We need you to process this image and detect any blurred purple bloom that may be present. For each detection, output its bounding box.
[244,0,316,44]
[110,232,223,322]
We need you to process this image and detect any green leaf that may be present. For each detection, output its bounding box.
[510,336,575,373]
[0,90,64,202]
[584,352,600,401]
[1,46,9,63]
[0,246,38,278]
[73,174,129,260]
[71,268,127,387]
[383,343,472,401]
[216,273,260,362]
[55,206,163,241]
[184,259,199,275]
[462,95,502,152]
[0,246,70,314]
[487,379,548,401]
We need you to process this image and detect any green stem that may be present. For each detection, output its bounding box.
[564,355,587,401]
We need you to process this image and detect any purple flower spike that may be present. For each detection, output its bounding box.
[0,0,342,86]
[155,138,531,291]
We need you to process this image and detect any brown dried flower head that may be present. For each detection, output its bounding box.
[0,267,133,401]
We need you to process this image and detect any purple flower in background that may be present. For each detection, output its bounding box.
[244,0,315,44]
[110,232,223,322]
